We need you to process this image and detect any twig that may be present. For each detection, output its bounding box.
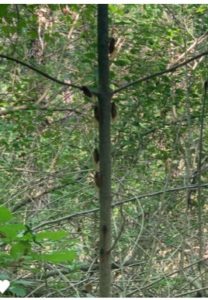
[113,50,208,95]
[113,183,208,208]
[127,257,208,296]
[32,207,99,231]
[174,286,208,297]
[169,31,208,67]
[26,283,45,298]
[0,54,80,89]
[108,209,125,253]
[195,82,208,283]
[0,105,81,116]
[32,183,208,231]
[25,259,145,280]
[12,183,69,212]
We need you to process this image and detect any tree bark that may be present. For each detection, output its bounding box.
[97,4,112,297]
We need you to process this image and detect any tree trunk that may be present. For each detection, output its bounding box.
[97,4,112,297]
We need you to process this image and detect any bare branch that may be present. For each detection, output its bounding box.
[12,183,69,212]
[0,105,28,115]
[174,286,208,298]
[127,257,208,296]
[168,31,208,67]
[113,50,208,95]
[0,54,81,88]
[0,105,81,116]
[32,183,208,231]
[32,207,99,231]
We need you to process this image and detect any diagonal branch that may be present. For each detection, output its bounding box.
[0,54,80,89]
[127,257,208,296]
[113,50,208,95]
[168,31,208,67]
[12,183,69,212]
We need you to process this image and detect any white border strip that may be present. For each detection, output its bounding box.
[1,1,208,4]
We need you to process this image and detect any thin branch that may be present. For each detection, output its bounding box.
[0,105,81,116]
[12,183,69,212]
[32,207,99,231]
[197,84,207,180]
[0,54,80,89]
[195,82,208,281]
[168,31,208,67]
[113,50,208,95]
[32,183,208,231]
[174,286,208,297]
[127,257,208,296]
[0,105,28,115]
[25,259,144,281]
[108,213,125,253]
[113,183,208,208]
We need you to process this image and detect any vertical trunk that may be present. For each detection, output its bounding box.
[97,4,112,297]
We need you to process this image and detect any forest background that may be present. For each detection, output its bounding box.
[0,4,208,297]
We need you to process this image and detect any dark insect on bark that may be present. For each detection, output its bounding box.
[81,86,92,97]
[109,37,116,54]
[102,224,107,233]
[111,102,117,120]
[94,171,101,188]
[204,80,208,91]
[93,148,99,164]
[94,104,100,122]
[100,247,105,256]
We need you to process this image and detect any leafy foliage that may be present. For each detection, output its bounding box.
[0,3,208,297]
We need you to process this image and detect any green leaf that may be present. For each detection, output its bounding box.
[115,59,130,66]
[36,230,68,241]
[0,206,12,223]
[0,224,25,240]
[196,5,206,13]
[10,241,31,259]
[10,285,27,297]
[0,5,9,17]
[0,273,9,280]
[35,250,76,264]
[13,279,34,287]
